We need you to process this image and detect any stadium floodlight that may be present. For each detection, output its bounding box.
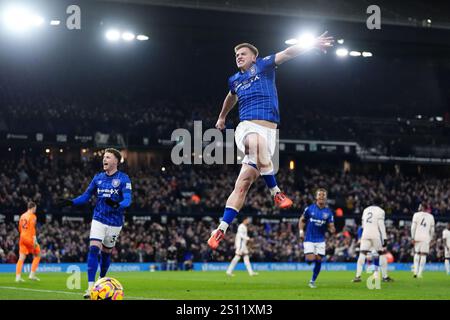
[337,39,344,44]
[122,32,135,41]
[50,20,61,26]
[349,51,361,57]
[136,34,149,41]
[436,116,443,122]
[2,6,44,31]
[284,38,298,45]
[105,29,121,41]
[336,48,348,57]
[297,33,316,49]
[362,51,373,57]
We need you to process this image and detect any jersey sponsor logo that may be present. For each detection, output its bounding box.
[237,75,260,91]
[97,188,119,195]
[112,179,121,187]
[309,218,326,226]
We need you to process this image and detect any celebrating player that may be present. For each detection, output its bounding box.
[208,32,334,250]
[57,148,132,298]
[443,223,450,275]
[298,188,335,288]
[16,202,41,282]
[226,217,258,277]
[411,203,435,278]
[352,199,387,282]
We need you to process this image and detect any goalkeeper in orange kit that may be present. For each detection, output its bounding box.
[16,202,41,282]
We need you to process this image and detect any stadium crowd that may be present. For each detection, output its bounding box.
[0,219,448,266]
[1,155,449,216]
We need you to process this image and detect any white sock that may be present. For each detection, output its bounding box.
[29,271,35,278]
[269,186,281,196]
[16,274,21,281]
[413,254,420,275]
[445,259,449,274]
[218,221,229,233]
[418,255,426,276]
[243,255,254,275]
[356,253,366,277]
[88,281,94,290]
[227,256,240,274]
[380,255,388,278]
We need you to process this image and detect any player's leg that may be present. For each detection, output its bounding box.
[309,243,325,287]
[417,253,427,278]
[226,253,241,276]
[354,240,370,281]
[85,221,106,298]
[445,258,450,275]
[413,242,420,277]
[100,225,122,278]
[15,252,27,282]
[243,254,257,276]
[208,164,259,249]
[29,245,41,281]
[247,132,292,209]
[380,253,393,282]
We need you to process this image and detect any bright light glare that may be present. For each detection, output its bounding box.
[285,38,298,45]
[349,51,361,57]
[297,33,316,49]
[336,48,349,57]
[105,29,121,41]
[337,39,344,44]
[362,51,373,57]
[50,20,61,26]
[136,34,149,41]
[3,6,44,31]
[122,32,135,41]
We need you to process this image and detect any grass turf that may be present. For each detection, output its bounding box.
[0,271,448,300]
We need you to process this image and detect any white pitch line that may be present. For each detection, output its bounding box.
[0,286,167,300]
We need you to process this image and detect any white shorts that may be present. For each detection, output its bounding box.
[414,241,430,254]
[360,238,383,252]
[303,242,326,256]
[90,220,122,248]
[445,247,449,259]
[235,244,249,256]
[235,121,277,165]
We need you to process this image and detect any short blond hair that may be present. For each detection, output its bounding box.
[234,43,259,57]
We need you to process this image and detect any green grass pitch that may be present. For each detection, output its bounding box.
[0,271,448,300]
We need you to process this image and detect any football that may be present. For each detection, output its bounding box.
[90,277,124,300]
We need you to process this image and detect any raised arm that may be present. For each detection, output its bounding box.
[275,31,334,66]
[72,176,97,205]
[215,91,238,130]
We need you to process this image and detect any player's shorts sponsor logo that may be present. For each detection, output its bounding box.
[112,179,121,187]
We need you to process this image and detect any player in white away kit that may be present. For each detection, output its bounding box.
[443,223,450,275]
[352,200,387,282]
[226,217,258,276]
[411,204,435,278]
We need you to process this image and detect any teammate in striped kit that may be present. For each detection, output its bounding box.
[208,32,334,250]
[411,203,435,278]
[226,217,258,276]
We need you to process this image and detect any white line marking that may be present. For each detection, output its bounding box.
[0,286,167,300]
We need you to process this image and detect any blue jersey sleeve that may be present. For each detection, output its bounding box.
[257,54,276,72]
[119,175,132,209]
[302,206,310,220]
[228,77,237,95]
[327,210,334,224]
[72,175,97,205]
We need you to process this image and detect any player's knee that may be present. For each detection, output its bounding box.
[235,175,254,193]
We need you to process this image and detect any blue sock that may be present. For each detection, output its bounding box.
[100,251,111,278]
[222,207,238,225]
[87,246,100,282]
[261,172,278,189]
[312,260,322,282]
[373,256,380,271]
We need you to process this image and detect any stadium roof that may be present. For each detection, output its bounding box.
[99,0,450,29]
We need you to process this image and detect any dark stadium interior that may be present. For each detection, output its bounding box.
[1,0,449,267]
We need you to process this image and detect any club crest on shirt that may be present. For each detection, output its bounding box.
[323,213,329,220]
[112,179,121,188]
[97,181,102,185]
[249,65,256,76]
